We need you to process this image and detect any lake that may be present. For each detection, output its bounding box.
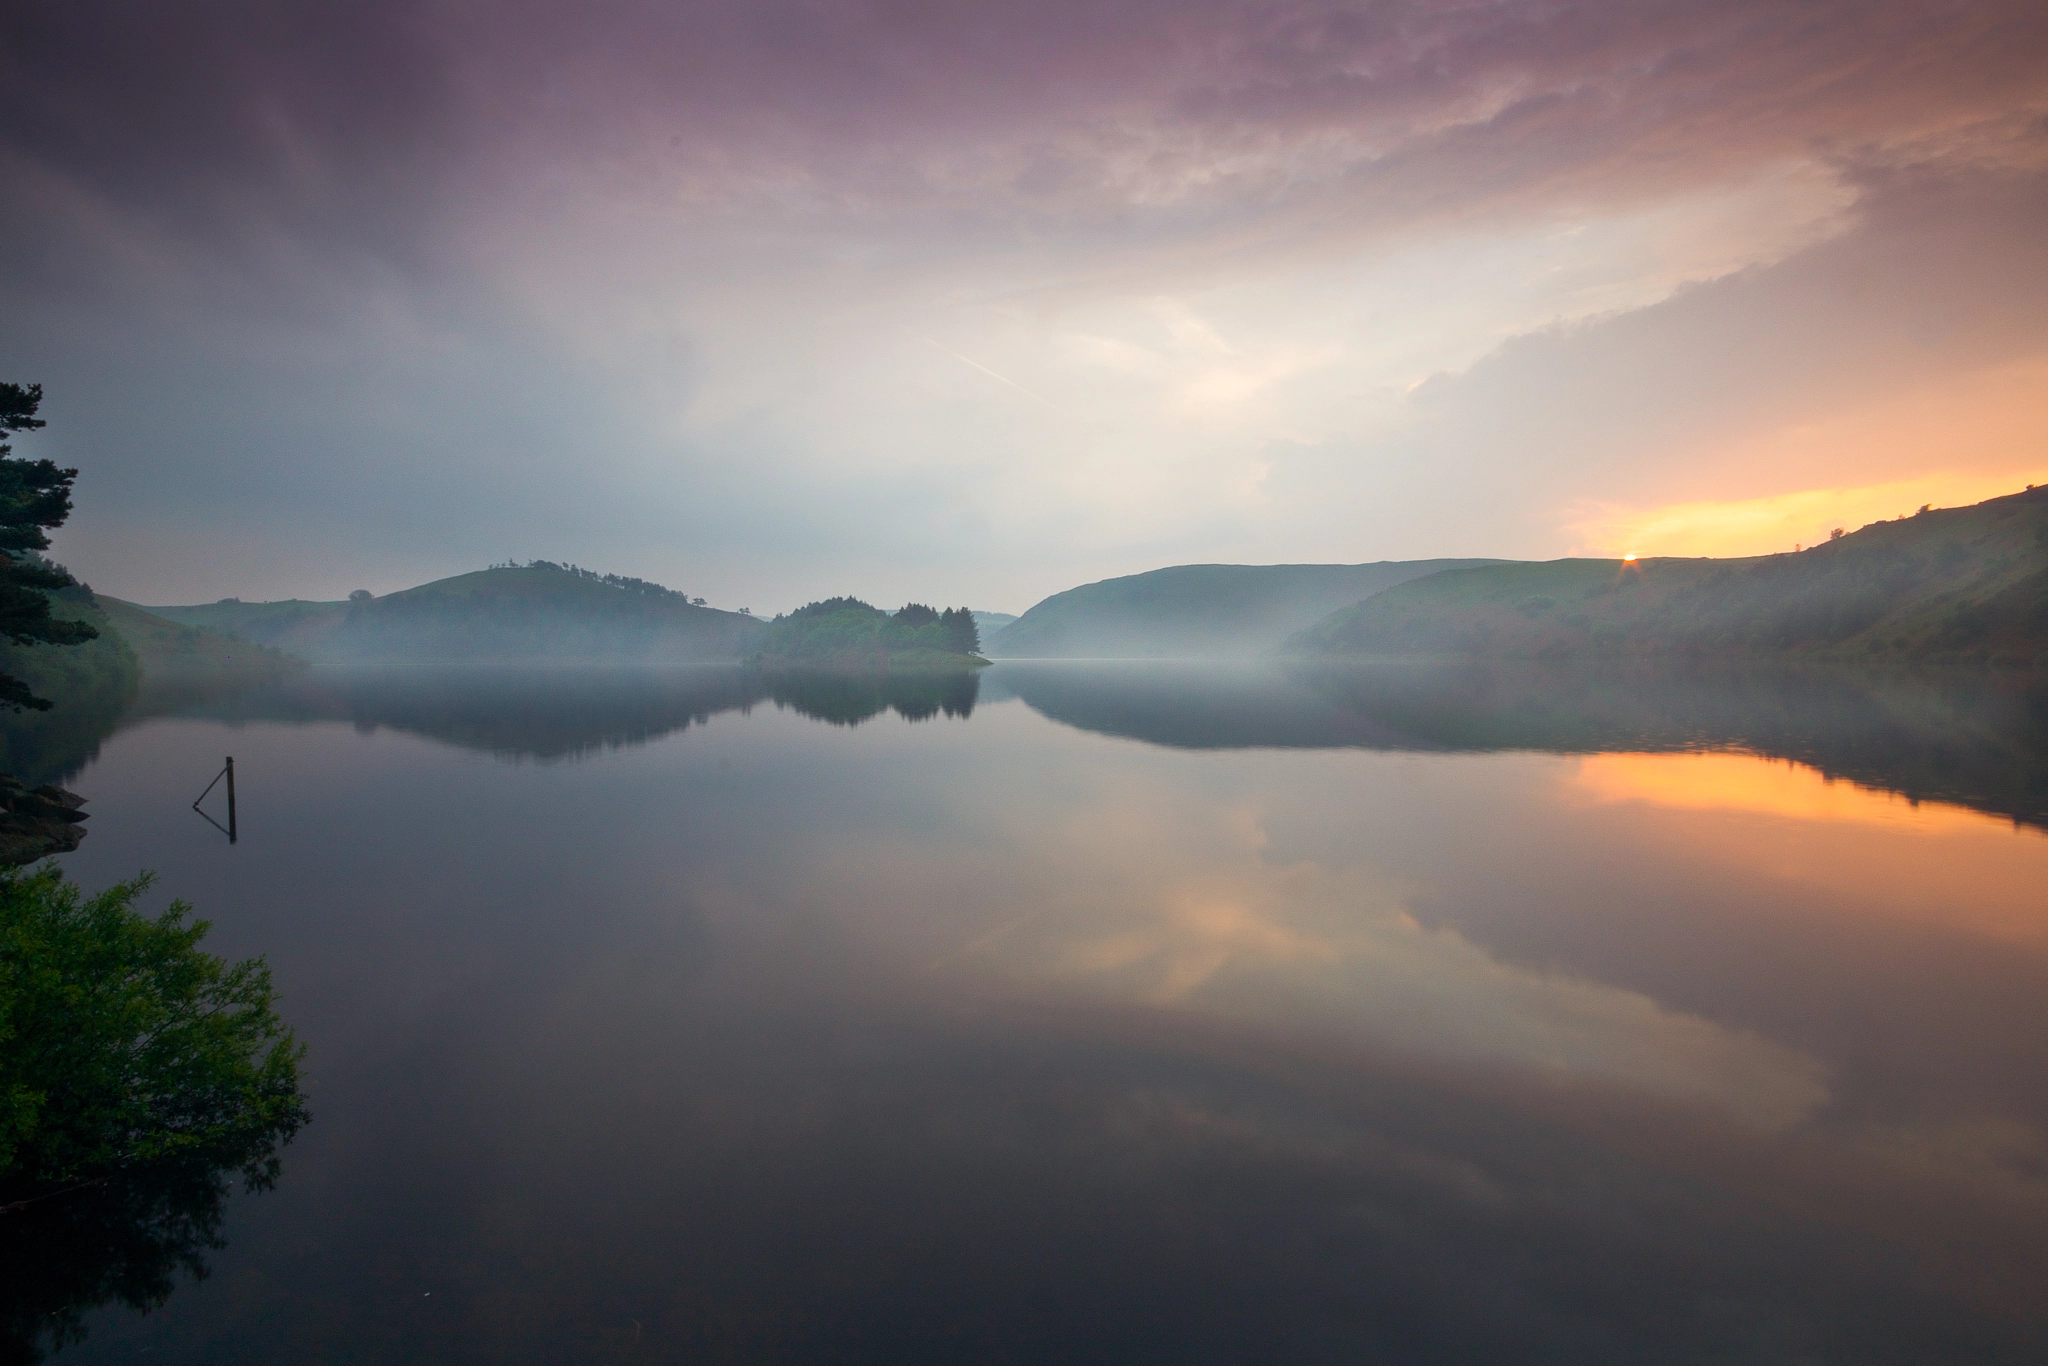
[17,661,2048,1363]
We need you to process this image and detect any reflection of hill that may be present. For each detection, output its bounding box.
[156,667,771,762]
[186,667,981,751]
[0,664,989,775]
[998,661,2048,830]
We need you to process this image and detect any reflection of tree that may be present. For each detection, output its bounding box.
[1,867,307,1362]
[0,1150,249,1362]
[765,668,979,727]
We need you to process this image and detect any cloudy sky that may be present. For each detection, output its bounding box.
[3,0,2045,612]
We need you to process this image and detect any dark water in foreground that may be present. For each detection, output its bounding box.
[17,662,2048,1363]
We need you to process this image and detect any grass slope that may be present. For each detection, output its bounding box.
[1287,486,2048,665]
[989,560,1507,659]
[138,597,349,657]
[97,598,301,677]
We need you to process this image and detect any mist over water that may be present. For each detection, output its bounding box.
[27,662,2048,1362]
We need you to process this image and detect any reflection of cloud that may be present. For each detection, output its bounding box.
[1053,893,1337,1003]
[826,783,1828,1127]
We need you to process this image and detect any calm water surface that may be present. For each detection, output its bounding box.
[24,662,2048,1362]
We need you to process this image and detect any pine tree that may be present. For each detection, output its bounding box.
[0,383,97,711]
[940,607,981,656]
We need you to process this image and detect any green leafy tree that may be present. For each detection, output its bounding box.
[0,865,307,1358]
[0,866,307,1186]
[0,384,96,712]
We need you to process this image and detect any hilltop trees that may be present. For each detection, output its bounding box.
[0,384,96,711]
[756,599,987,668]
[884,604,981,655]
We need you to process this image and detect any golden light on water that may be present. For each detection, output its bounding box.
[1565,751,2048,946]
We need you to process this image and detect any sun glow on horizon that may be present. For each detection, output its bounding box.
[1563,356,2048,560]
[1571,469,2046,560]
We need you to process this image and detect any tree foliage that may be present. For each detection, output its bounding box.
[0,384,96,711]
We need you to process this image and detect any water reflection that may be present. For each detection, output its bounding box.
[9,660,2038,832]
[0,665,986,777]
[764,667,980,726]
[31,662,2048,1360]
[894,775,1831,1126]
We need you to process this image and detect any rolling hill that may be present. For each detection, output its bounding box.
[987,560,1505,658]
[971,611,1018,638]
[1285,486,2048,665]
[140,565,764,664]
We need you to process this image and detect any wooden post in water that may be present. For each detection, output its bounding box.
[225,756,237,844]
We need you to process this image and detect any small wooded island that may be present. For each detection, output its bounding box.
[753,599,986,670]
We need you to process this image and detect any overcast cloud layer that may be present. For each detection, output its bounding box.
[3,0,2045,609]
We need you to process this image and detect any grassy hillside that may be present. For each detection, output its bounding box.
[0,590,140,785]
[1287,486,2048,665]
[97,597,302,677]
[139,597,350,657]
[0,591,298,786]
[146,566,764,664]
[988,560,1506,658]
